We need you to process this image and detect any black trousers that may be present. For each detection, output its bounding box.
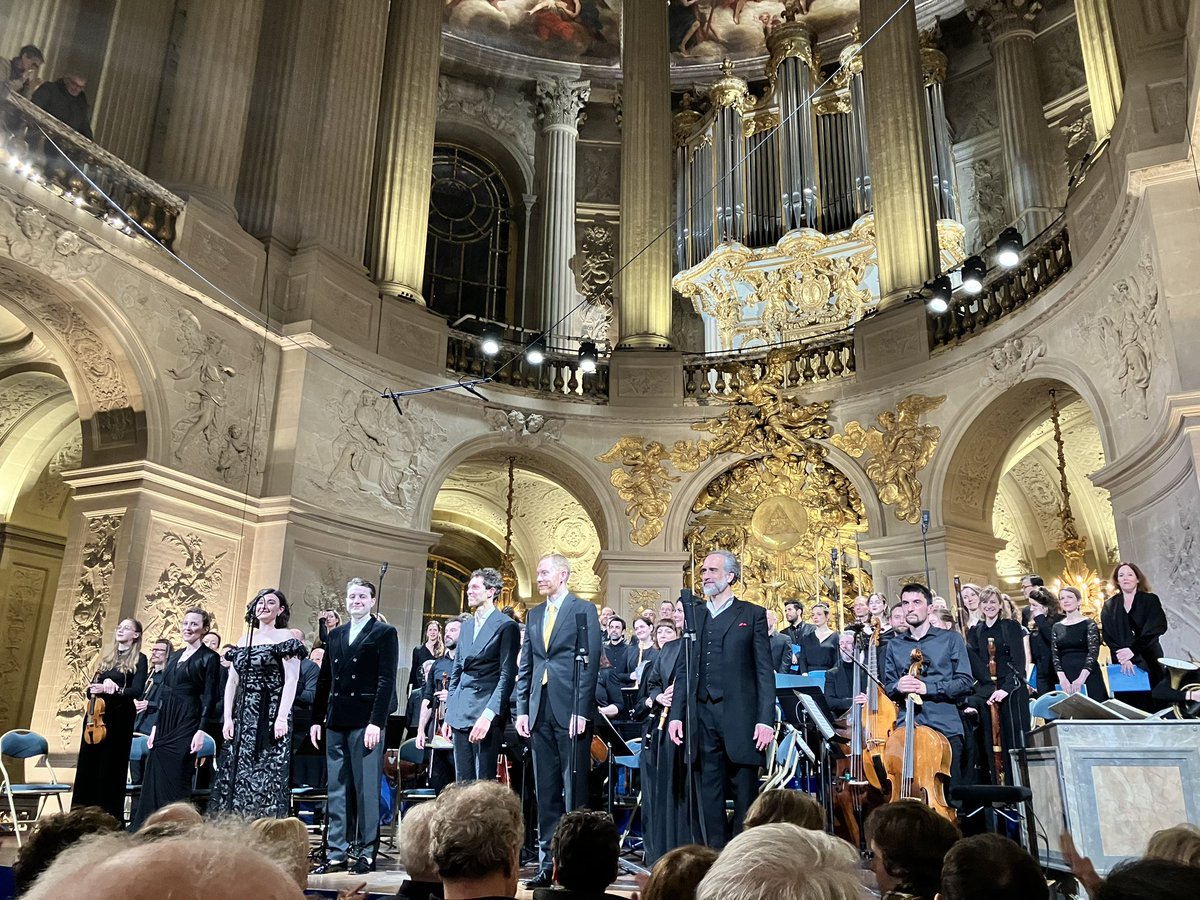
[452,721,504,782]
[695,699,756,849]
[530,701,591,866]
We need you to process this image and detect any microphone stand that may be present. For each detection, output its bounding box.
[227,610,259,808]
[920,510,932,589]
[378,562,388,605]
[566,616,588,811]
[1004,657,1037,860]
[680,597,707,847]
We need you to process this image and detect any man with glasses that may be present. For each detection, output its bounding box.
[33,73,93,139]
[130,638,172,784]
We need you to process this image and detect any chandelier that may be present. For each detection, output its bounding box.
[497,456,524,619]
[1048,390,1105,617]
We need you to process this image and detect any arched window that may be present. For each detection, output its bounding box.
[423,145,515,323]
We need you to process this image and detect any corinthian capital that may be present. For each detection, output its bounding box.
[536,77,591,129]
[968,0,1042,42]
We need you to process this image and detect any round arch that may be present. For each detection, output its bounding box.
[434,118,535,198]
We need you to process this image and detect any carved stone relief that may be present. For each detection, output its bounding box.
[298,558,353,642]
[0,564,46,731]
[0,198,103,282]
[57,513,123,746]
[0,372,67,436]
[945,66,998,142]
[34,429,83,512]
[1148,80,1187,135]
[980,336,1045,388]
[483,407,563,446]
[964,155,1009,253]
[573,223,615,349]
[1145,499,1200,651]
[992,493,1031,578]
[139,530,228,642]
[1035,18,1086,106]
[437,75,536,161]
[576,144,619,206]
[1007,456,1065,546]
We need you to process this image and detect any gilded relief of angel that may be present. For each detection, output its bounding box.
[597,437,680,545]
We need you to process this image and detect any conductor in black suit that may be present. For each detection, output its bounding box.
[514,553,602,887]
[447,566,520,781]
[310,577,399,875]
[668,550,774,847]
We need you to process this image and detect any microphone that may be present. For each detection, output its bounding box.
[379,561,388,577]
[921,509,930,535]
[575,613,589,667]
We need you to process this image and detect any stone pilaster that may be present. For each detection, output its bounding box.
[1075,0,1123,141]
[595,551,690,619]
[0,1,80,82]
[152,0,266,214]
[971,0,1065,236]
[860,0,941,307]
[536,76,590,346]
[617,0,673,349]
[369,0,443,305]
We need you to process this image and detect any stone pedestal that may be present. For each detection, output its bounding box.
[608,350,684,407]
[173,197,266,308]
[852,300,931,385]
[595,550,691,619]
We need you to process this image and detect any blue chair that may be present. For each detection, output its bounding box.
[189,732,218,805]
[0,730,71,847]
[123,734,150,823]
[1031,690,1070,723]
[612,738,642,852]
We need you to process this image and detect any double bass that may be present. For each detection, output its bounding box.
[881,649,955,822]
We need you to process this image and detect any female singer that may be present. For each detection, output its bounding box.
[968,587,1030,782]
[802,603,839,671]
[628,616,659,685]
[72,618,147,822]
[638,616,684,864]
[131,608,221,829]
[408,620,443,691]
[1101,562,1168,687]
[1026,589,1062,696]
[959,583,983,629]
[1052,586,1107,700]
[209,588,306,819]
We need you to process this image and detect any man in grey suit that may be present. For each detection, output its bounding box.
[447,566,520,781]
[514,553,602,888]
[310,577,399,875]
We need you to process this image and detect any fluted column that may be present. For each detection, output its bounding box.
[151,0,266,213]
[536,76,589,346]
[1075,0,1123,141]
[369,0,443,305]
[618,0,673,349]
[860,0,940,307]
[0,2,80,81]
[971,0,1065,236]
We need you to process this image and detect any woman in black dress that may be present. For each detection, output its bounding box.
[72,617,147,823]
[1052,586,1108,700]
[638,609,690,864]
[209,588,306,819]
[1101,561,1169,688]
[130,608,221,830]
[801,602,839,671]
[968,586,1030,783]
[1026,589,1062,696]
[407,620,443,691]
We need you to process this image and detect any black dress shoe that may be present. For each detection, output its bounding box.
[524,869,553,888]
[351,856,374,875]
[310,858,348,874]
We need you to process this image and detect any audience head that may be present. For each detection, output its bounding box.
[1096,857,1200,900]
[1146,824,1200,867]
[938,834,1045,900]
[641,845,718,900]
[866,800,960,899]
[399,802,441,883]
[551,810,619,892]
[696,824,860,900]
[248,816,308,889]
[141,801,203,831]
[13,806,120,893]
[744,789,826,831]
[430,780,523,897]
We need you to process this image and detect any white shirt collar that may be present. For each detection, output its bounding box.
[348,616,370,642]
[707,596,734,618]
[475,604,495,628]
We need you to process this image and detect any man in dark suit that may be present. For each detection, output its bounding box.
[448,566,520,782]
[669,550,774,847]
[310,577,399,875]
[514,553,602,887]
[766,610,793,674]
[824,631,863,716]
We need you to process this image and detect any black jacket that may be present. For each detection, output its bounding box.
[312,616,399,730]
[32,79,92,139]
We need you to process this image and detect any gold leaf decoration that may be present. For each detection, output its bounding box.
[597,437,680,546]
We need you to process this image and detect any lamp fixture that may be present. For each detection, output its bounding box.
[525,337,546,365]
[996,227,1023,268]
[578,340,598,374]
[480,326,501,357]
[960,255,986,294]
[926,275,952,314]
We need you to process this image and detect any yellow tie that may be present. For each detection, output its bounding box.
[542,601,557,684]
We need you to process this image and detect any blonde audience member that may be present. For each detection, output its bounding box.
[743,788,826,831]
[250,816,310,889]
[695,823,861,900]
[1146,823,1200,867]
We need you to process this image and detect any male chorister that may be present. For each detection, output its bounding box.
[447,567,520,781]
[668,550,775,847]
[310,577,399,875]
[416,615,461,792]
[514,553,602,888]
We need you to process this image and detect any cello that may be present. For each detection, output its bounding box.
[860,619,897,792]
[881,649,955,822]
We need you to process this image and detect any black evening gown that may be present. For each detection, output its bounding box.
[209,639,307,819]
[638,640,697,863]
[1051,619,1108,701]
[801,630,839,672]
[72,654,148,823]
[130,645,220,829]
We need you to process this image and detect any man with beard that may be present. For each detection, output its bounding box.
[417,615,464,792]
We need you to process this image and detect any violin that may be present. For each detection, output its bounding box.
[860,617,897,792]
[881,649,955,822]
[83,691,107,745]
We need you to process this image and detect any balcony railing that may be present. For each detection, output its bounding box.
[447,330,610,402]
[683,338,856,403]
[2,88,182,247]
[929,224,1072,347]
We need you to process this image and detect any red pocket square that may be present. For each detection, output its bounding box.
[738,622,749,627]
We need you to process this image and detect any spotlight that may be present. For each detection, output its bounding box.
[996,227,1023,268]
[525,337,546,366]
[479,327,501,357]
[927,275,951,314]
[960,255,986,294]
[579,340,598,374]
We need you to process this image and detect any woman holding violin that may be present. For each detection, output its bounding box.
[72,617,147,823]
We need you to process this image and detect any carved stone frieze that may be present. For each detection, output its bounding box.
[0,565,46,731]
[1035,18,1086,105]
[57,513,123,746]
[0,371,67,436]
[35,429,83,510]
[574,223,615,349]
[483,407,563,445]
[964,155,1009,253]
[0,198,103,282]
[1150,500,1200,649]
[140,531,227,642]
[980,336,1045,388]
[437,75,536,160]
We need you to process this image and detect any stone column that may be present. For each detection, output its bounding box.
[1075,0,1123,141]
[152,0,265,213]
[0,1,80,82]
[617,0,673,349]
[369,0,443,305]
[971,0,1065,237]
[91,0,174,170]
[860,0,941,307]
[536,76,590,346]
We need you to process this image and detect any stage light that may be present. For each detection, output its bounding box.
[961,255,986,294]
[579,340,598,374]
[996,227,1023,268]
[525,338,546,365]
[479,327,500,357]
[927,275,951,314]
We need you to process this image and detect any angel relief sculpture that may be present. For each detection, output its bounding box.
[597,437,680,546]
[831,394,946,524]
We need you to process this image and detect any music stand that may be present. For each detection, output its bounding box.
[776,684,844,827]
[595,713,637,824]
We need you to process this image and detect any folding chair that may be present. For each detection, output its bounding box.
[188,732,217,808]
[394,738,435,813]
[0,730,71,847]
[124,733,149,824]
